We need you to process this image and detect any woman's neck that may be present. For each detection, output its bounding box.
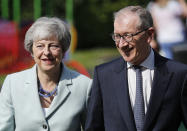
[37,64,62,90]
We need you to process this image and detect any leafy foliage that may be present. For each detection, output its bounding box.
[74,0,150,49]
[0,0,150,48]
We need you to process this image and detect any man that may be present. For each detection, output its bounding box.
[85,6,187,131]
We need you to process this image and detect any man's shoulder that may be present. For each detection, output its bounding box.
[166,59,187,72]
[155,51,187,72]
[95,57,124,71]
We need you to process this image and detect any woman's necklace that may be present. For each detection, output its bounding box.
[37,64,62,98]
[38,84,58,98]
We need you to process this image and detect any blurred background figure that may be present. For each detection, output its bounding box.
[147,0,187,59]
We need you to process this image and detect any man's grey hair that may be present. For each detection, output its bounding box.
[114,6,153,30]
[24,17,71,53]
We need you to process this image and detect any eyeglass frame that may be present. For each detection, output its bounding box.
[111,27,150,43]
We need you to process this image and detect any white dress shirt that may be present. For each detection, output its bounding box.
[127,49,155,113]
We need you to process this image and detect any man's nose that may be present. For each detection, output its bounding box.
[117,37,128,48]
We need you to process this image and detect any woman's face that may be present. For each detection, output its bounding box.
[32,36,64,73]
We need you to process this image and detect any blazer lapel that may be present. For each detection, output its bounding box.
[24,65,46,120]
[46,65,71,119]
[144,52,173,131]
[113,57,136,131]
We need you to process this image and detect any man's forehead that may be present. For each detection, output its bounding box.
[114,14,139,26]
[115,11,139,20]
[114,14,140,34]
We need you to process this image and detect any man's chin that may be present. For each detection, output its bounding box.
[122,55,133,63]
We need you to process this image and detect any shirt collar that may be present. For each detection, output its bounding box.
[127,48,155,70]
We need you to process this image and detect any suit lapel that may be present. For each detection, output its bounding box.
[144,52,173,131]
[46,65,71,119]
[24,65,46,120]
[24,65,72,120]
[113,57,136,131]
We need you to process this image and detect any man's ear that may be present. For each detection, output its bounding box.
[147,27,155,43]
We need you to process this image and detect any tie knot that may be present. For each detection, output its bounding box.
[133,65,142,70]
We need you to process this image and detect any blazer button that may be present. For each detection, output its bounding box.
[43,124,48,129]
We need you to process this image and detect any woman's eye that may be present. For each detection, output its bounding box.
[36,45,44,49]
[50,45,61,50]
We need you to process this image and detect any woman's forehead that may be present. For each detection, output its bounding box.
[33,29,58,42]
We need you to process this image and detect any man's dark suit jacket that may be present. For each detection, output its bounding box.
[85,52,187,131]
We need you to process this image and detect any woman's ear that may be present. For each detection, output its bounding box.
[30,46,34,58]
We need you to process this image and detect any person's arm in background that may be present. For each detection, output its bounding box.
[178,0,187,17]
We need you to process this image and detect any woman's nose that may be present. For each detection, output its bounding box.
[43,46,51,55]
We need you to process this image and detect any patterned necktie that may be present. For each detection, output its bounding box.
[133,65,145,131]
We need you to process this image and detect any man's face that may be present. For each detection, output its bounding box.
[114,13,151,65]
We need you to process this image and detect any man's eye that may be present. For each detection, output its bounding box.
[115,34,121,38]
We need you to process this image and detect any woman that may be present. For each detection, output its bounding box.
[0,17,92,131]
[147,0,187,59]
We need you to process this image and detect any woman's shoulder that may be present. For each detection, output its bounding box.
[6,65,36,80]
[168,0,181,9]
[147,1,156,10]
[63,65,91,81]
[62,66,92,94]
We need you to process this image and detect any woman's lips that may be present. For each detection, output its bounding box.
[42,58,54,64]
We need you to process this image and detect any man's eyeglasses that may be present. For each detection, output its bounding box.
[112,28,150,43]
